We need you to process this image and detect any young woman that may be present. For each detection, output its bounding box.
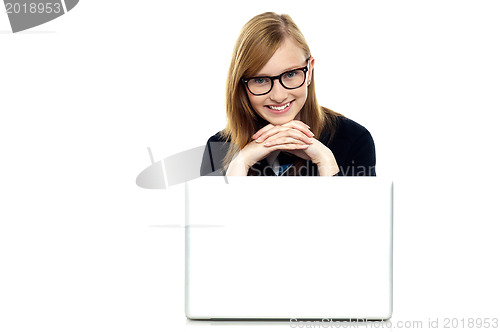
[201,12,376,177]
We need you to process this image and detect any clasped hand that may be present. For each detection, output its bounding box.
[226,120,339,176]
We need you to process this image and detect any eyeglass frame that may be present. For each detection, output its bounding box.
[241,58,311,96]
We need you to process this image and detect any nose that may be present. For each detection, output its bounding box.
[269,78,288,103]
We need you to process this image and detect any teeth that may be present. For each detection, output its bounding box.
[268,102,290,111]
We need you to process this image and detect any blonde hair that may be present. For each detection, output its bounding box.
[221,12,341,171]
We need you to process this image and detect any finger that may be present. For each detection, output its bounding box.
[254,126,287,143]
[263,136,311,147]
[263,129,314,145]
[266,143,310,151]
[283,120,313,136]
[256,125,311,143]
[252,124,275,140]
[297,120,311,129]
[281,120,314,137]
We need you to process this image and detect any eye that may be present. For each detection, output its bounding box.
[284,70,298,79]
[252,77,269,85]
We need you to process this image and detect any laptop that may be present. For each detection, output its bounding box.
[185,176,393,320]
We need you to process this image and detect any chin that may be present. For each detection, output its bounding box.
[259,109,300,126]
[267,117,294,126]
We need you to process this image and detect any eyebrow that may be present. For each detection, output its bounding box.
[255,63,306,77]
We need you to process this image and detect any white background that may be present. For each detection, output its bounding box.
[1,0,499,331]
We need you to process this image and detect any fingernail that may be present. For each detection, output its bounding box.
[256,138,262,143]
[308,138,314,143]
[301,144,309,148]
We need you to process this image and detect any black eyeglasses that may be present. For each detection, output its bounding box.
[241,60,310,96]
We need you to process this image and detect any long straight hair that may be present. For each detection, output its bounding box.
[222,12,341,170]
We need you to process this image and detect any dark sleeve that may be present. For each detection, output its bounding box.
[200,134,230,176]
[340,131,376,176]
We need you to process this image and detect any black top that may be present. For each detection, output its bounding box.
[200,116,376,176]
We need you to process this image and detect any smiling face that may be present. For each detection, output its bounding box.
[245,37,314,126]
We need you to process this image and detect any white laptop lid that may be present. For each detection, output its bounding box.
[185,176,393,320]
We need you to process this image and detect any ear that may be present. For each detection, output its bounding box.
[307,56,315,85]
